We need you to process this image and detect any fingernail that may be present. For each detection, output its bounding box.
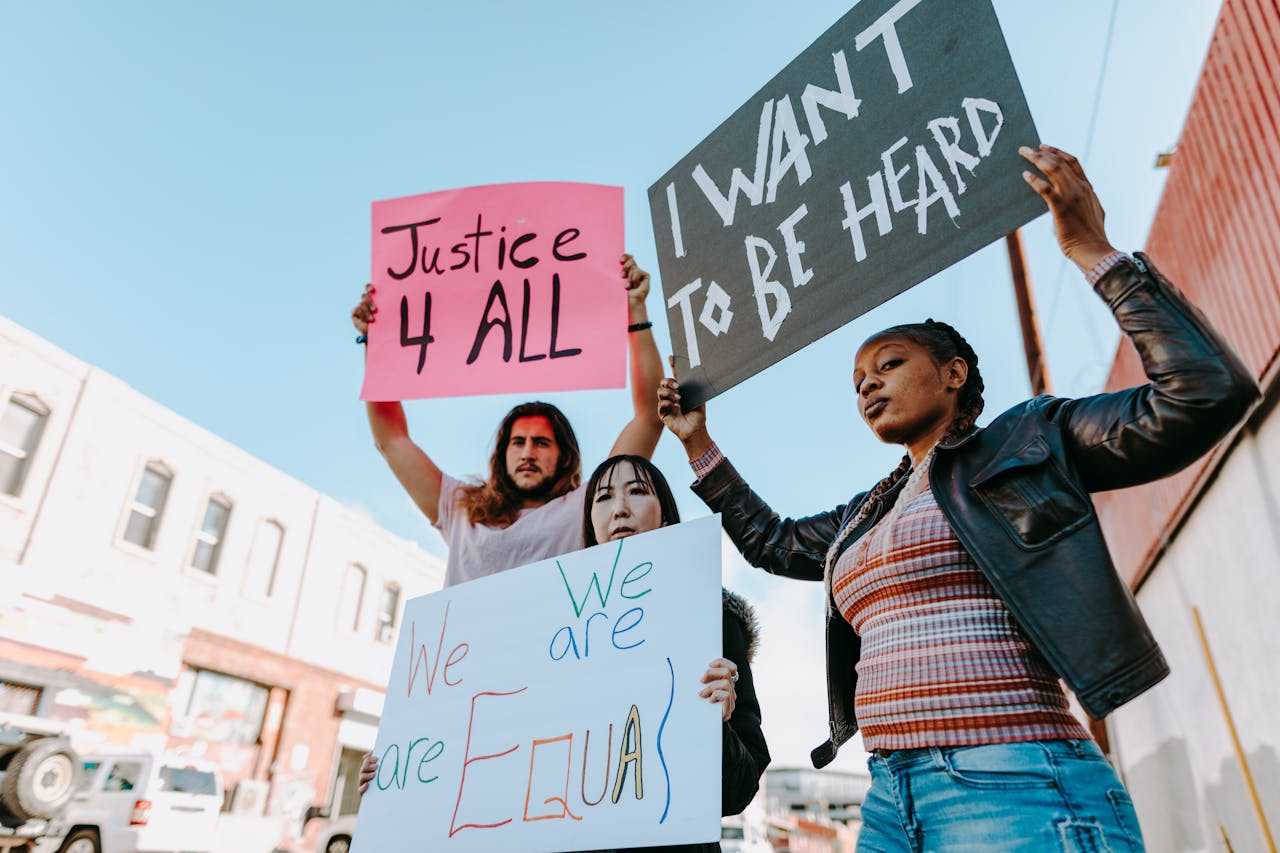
[1018,146,1032,155]
[1022,171,1032,181]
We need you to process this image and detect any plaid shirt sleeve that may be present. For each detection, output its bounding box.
[689,442,726,481]
[1086,250,1131,287]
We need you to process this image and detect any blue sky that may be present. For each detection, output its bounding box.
[2,0,1222,770]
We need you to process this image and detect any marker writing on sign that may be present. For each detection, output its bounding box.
[450,697,665,837]
[381,214,587,280]
[398,273,584,373]
[406,600,470,699]
[665,90,1006,367]
[549,540,653,661]
[670,0,926,233]
[375,736,446,791]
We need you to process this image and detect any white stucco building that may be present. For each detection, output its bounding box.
[0,313,444,850]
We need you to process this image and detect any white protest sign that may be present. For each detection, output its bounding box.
[353,514,724,852]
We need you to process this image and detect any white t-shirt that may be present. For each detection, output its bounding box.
[434,472,587,588]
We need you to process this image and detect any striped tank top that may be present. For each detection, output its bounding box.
[831,484,1089,751]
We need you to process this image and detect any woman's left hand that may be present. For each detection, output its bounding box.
[1019,144,1117,274]
[621,253,651,316]
[699,658,738,722]
[357,751,377,796]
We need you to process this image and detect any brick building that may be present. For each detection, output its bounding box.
[1093,1,1280,849]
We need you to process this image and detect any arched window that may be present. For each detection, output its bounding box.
[122,461,174,550]
[191,494,233,574]
[376,582,401,643]
[246,519,285,598]
[0,392,50,497]
[339,563,367,632]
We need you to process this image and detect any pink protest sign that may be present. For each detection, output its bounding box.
[362,182,626,401]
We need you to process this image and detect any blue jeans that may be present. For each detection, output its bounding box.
[857,739,1145,852]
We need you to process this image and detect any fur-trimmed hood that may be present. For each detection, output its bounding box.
[722,587,760,663]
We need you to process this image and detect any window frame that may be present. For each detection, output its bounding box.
[242,517,286,602]
[375,581,401,644]
[0,390,51,500]
[102,760,144,793]
[170,666,270,747]
[118,460,175,553]
[188,492,233,577]
[0,678,44,715]
[338,563,368,634]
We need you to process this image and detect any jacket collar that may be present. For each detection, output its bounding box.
[937,422,984,451]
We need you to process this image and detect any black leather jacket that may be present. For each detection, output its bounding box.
[692,253,1260,768]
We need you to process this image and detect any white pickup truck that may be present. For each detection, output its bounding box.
[40,751,223,853]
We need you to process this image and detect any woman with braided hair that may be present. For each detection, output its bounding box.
[658,144,1259,852]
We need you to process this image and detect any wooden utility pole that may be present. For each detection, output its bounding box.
[1005,229,1052,396]
[1006,229,1119,750]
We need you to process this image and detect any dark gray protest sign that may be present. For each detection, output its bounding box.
[648,0,1042,407]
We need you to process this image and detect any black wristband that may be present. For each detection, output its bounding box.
[628,321,653,333]
[355,333,368,345]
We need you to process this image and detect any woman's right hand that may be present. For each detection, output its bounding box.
[351,283,377,335]
[1019,144,1116,274]
[357,752,377,796]
[658,375,711,455]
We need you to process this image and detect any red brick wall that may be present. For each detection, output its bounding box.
[182,628,382,851]
[1095,0,1280,588]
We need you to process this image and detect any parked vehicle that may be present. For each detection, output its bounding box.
[0,713,83,853]
[312,815,355,853]
[720,815,773,853]
[35,751,223,853]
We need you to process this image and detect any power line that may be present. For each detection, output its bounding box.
[1044,0,1121,371]
[1081,0,1122,166]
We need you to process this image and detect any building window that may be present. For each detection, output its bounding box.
[0,393,49,497]
[122,462,173,549]
[376,582,400,643]
[246,519,285,599]
[191,495,232,574]
[339,563,367,632]
[0,679,42,715]
[171,668,269,746]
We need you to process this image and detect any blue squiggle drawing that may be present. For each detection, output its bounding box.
[657,656,675,823]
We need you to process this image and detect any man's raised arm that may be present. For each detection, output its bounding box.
[610,253,665,459]
[355,284,445,525]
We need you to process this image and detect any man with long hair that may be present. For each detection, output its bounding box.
[351,254,664,587]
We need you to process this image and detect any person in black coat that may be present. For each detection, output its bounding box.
[580,454,771,853]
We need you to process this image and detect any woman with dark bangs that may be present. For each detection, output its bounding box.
[580,454,770,853]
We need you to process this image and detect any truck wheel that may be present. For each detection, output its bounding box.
[325,835,352,853]
[59,828,101,853]
[0,738,80,819]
